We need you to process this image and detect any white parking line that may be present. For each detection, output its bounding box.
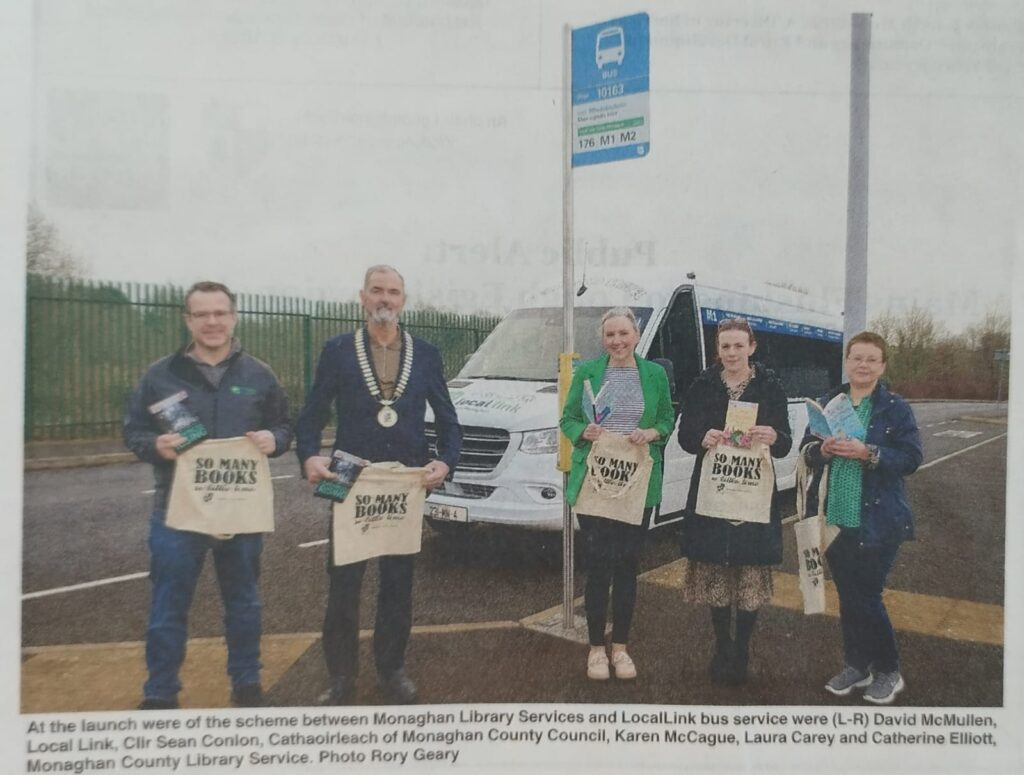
[23,572,150,601]
[298,539,329,549]
[783,432,1006,524]
[919,433,1008,470]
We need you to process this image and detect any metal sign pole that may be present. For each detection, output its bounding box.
[561,22,576,631]
[844,13,871,366]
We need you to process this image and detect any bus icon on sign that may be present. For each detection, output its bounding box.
[595,26,625,68]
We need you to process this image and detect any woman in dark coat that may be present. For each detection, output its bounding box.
[677,317,792,684]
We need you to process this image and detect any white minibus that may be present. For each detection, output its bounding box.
[424,271,843,534]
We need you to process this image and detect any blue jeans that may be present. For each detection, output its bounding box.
[144,512,263,700]
[826,528,900,674]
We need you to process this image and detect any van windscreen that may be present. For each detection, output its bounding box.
[459,306,653,382]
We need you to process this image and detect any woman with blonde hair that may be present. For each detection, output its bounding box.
[560,307,675,681]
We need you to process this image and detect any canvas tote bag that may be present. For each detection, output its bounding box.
[573,432,652,526]
[166,436,274,535]
[694,442,773,523]
[793,450,841,615]
[332,462,427,566]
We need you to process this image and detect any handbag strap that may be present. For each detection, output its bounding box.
[796,445,829,521]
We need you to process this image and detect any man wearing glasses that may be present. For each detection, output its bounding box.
[124,281,293,710]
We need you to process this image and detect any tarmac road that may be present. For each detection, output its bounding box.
[20,400,1008,709]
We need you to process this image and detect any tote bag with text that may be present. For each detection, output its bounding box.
[332,462,427,566]
[166,436,274,535]
[573,433,652,526]
[694,442,773,524]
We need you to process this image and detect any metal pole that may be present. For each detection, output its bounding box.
[844,13,871,361]
[561,22,576,630]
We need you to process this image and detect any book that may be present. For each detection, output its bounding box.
[148,391,208,452]
[723,400,758,448]
[314,449,370,502]
[582,381,612,425]
[804,394,866,441]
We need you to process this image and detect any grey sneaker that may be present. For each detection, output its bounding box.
[864,671,905,704]
[824,665,872,696]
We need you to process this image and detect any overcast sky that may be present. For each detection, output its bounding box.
[27,0,1023,330]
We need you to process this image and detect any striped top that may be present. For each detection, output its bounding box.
[599,366,645,434]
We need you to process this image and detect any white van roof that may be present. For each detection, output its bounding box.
[522,269,841,334]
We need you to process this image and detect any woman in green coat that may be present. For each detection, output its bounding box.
[560,307,676,682]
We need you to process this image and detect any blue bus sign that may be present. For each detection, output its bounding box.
[571,13,650,167]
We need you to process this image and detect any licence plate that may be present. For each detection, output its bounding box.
[425,503,469,523]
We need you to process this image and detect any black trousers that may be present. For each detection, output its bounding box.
[578,508,652,647]
[322,554,414,680]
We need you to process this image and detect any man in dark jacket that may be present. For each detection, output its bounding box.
[295,265,462,706]
[124,281,292,710]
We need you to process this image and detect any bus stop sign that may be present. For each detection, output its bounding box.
[571,13,650,167]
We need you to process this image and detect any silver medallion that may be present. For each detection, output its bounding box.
[377,405,398,427]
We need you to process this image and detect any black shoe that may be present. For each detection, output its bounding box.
[138,697,179,711]
[709,641,734,686]
[728,647,750,686]
[377,668,418,705]
[231,684,265,708]
[318,676,357,706]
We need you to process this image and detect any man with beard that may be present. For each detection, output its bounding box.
[295,265,462,705]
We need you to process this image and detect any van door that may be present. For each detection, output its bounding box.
[643,285,702,525]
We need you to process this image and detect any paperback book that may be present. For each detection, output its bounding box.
[315,449,370,502]
[805,394,866,440]
[148,391,208,452]
[582,381,612,425]
[723,400,758,448]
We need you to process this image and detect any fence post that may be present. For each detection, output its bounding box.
[303,313,313,398]
[24,295,33,441]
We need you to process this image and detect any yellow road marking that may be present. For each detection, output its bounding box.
[21,566,1001,714]
[22,635,316,713]
[641,559,1003,647]
[21,622,522,713]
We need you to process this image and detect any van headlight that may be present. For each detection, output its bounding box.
[519,428,559,455]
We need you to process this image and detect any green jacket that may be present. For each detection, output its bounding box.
[559,354,676,508]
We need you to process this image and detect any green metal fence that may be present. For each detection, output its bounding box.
[25,275,500,440]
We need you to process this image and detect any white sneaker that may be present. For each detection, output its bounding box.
[587,651,610,681]
[610,650,637,680]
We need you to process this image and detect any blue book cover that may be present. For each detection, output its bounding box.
[804,395,866,440]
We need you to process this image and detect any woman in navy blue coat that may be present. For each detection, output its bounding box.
[800,331,922,705]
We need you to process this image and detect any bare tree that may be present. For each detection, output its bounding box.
[872,306,1010,399]
[26,203,87,278]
